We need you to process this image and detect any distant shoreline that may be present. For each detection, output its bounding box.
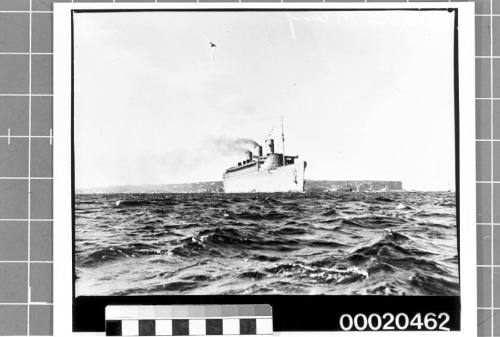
[75,180,411,194]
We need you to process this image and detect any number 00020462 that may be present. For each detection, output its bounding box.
[339,312,450,331]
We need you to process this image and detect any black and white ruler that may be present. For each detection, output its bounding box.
[105,304,273,336]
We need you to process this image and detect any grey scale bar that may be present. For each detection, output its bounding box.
[106,305,272,319]
[105,305,273,336]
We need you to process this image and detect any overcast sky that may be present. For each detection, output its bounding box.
[74,10,456,191]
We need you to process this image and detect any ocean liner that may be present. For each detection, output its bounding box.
[223,123,307,193]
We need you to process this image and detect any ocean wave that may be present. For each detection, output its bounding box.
[75,191,458,296]
[80,243,161,266]
[409,273,459,295]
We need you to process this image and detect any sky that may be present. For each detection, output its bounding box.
[74,10,456,191]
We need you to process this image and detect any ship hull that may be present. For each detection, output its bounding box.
[223,161,306,193]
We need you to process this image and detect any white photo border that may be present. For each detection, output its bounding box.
[54,2,476,336]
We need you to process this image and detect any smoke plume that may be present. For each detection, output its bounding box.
[128,137,260,182]
[212,137,261,155]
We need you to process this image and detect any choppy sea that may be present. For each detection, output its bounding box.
[75,191,458,296]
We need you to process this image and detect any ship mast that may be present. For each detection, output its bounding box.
[281,115,285,165]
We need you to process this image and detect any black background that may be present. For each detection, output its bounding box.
[74,295,460,332]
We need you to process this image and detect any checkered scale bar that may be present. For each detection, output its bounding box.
[105,305,273,336]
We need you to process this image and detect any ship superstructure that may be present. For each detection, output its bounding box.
[222,122,307,193]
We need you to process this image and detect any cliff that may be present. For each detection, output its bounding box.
[77,180,403,194]
[306,180,403,192]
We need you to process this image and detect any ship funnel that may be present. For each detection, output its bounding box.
[265,139,274,154]
[254,145,263,157]
[245,150,253,162]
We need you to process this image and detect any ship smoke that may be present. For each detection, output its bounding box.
[132,137,260,179]
[212,137,261,155]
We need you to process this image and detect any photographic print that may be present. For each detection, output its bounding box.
[53,3,476,334]
[74,8,458,297]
